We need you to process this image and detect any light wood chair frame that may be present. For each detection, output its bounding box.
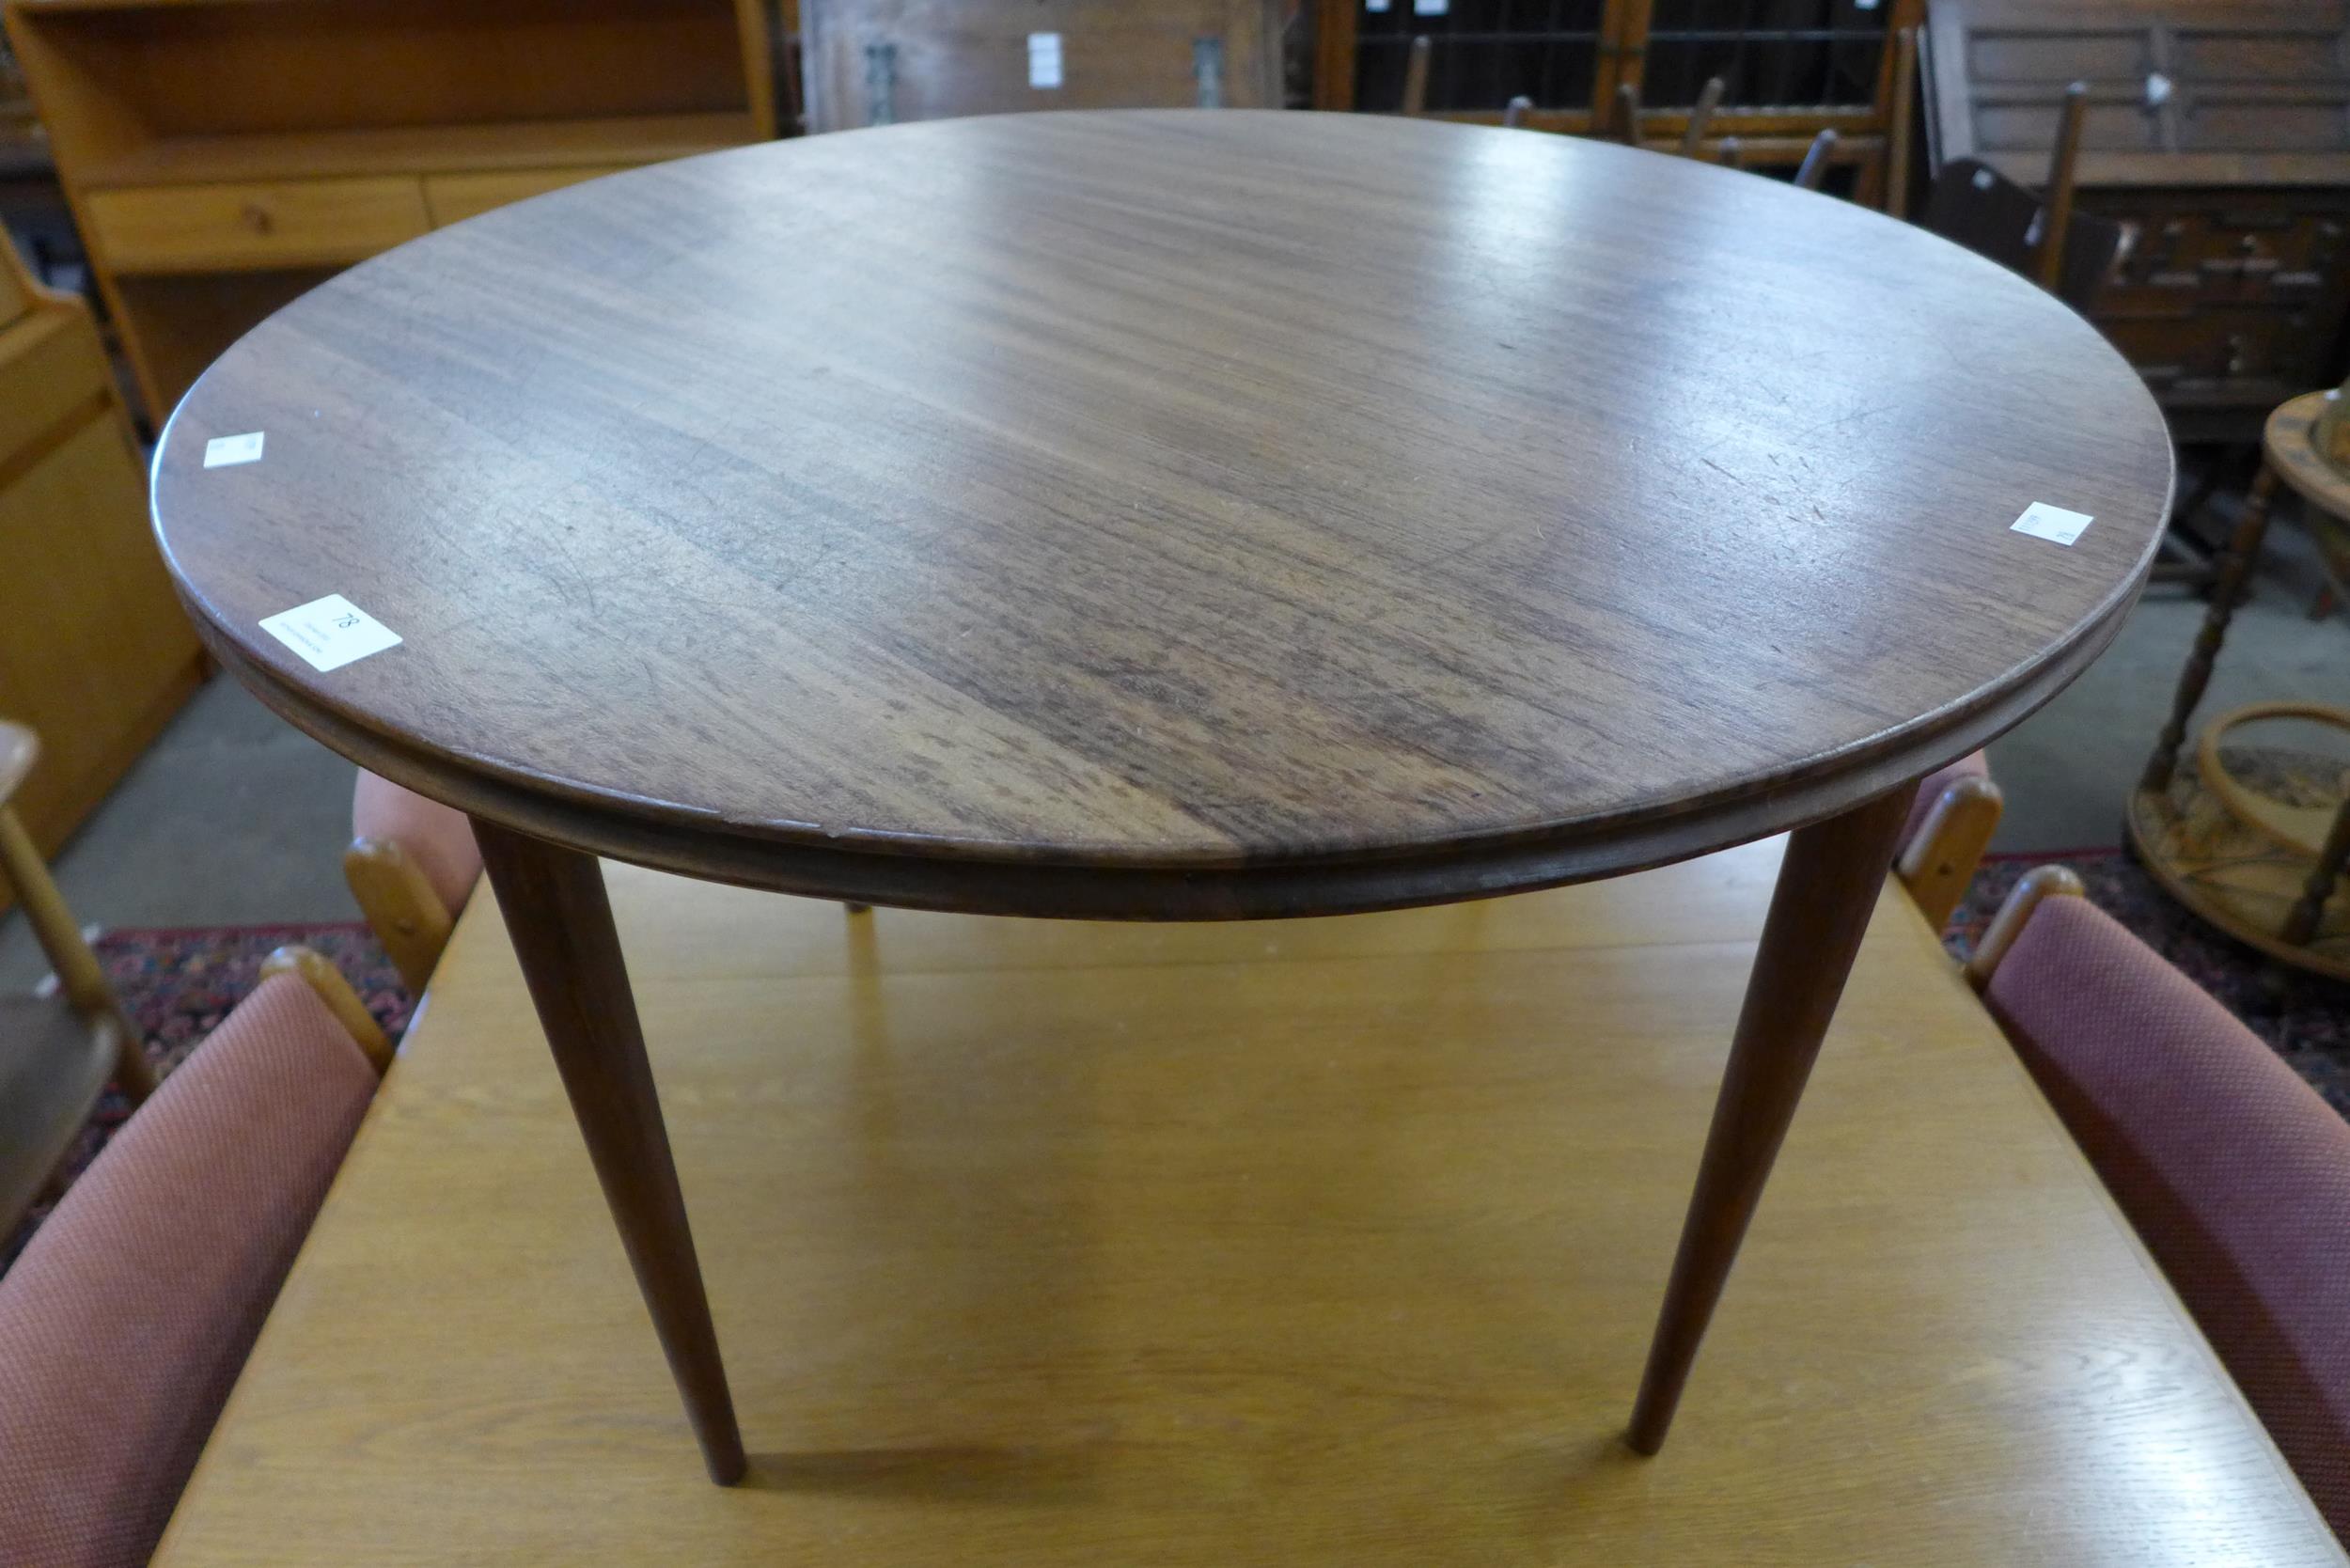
[1895,774,2005,932]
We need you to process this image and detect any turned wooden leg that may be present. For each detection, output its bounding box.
[1626,786,1915,1455]
[2141,465,2280,794]
[2282,796,2350,946]
[472,819,746,1485]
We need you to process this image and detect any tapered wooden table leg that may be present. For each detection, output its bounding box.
[472,820,747,1485]
[1626,787,1916,1455]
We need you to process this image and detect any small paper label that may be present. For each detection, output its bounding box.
[2011,502,2093,546]
[204,431,265,468]
[258,593,402,672]
[1367,0,1390,9]
[1413,0,1447,13]
[1027,32,1063,88]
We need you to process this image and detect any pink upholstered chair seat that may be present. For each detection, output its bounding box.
[352,769,481,917]
[0,974,378,1568]
[1986,895,2350,1541]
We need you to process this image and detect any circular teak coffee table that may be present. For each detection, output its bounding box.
[152,111,2172,1484]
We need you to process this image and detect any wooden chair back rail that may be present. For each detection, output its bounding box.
[1401,35,1431,118]
[1966,866,2086,987]
[342,839,457,998]
[1902,24,2107,304]
[259,946,394,1074]
[1485,69,1730,160]
[1676,77,1725,156]
[1917,155,2124,312]
[1412,63,1725,170]
[1794,128,1839,192]
[1894,774,2004,933]
[1884,24,1919,220]
[2036,82,2089,292]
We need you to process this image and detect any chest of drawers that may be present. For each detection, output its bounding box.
[1926,0,2350,441]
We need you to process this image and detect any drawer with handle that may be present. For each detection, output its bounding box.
[85,178,431,274]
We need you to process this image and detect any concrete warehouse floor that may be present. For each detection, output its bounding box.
[3,513,2346,993]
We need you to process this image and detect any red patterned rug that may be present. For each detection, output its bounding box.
[3,922,409,1271]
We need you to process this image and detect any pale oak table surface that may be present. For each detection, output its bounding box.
[151,848,2342,1566]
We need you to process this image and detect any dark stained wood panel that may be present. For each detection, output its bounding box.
[1925,0,2350,432]
[152,112,2170,915]
[1928,0,2350,184]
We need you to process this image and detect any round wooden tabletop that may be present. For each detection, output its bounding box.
[154,111,2173,917]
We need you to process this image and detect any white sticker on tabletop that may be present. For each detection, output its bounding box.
[204,431,265,468]
[1027,32,1063,88]
[258,594,403,673]
[2010,502,2093,547]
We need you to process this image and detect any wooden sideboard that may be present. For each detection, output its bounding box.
[4,0,778,422]
[0,233,201,887]
[1313,0,1924,198]
[1925,0,2350,443]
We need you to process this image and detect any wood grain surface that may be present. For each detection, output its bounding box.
[153,111,2173,916]
[149,845,2345,1565]
[2264,389,2350,522]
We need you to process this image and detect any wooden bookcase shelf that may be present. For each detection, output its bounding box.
[5,0,776,416]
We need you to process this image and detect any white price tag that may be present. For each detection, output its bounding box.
[258,593,403,672]
[1027,32,1063,88]
[1413,0,1447,13]
[2010,502,2094,547]
[204,431,265,468]
[1367,0,1391,9]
